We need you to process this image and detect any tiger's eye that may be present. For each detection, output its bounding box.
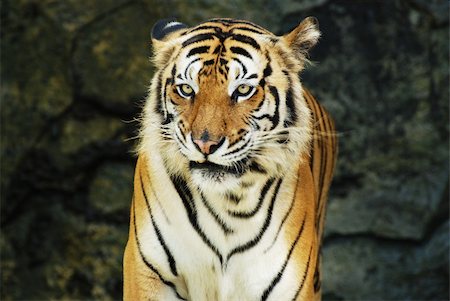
[237,84,251,95]
[181,84,193,95]
[177,84,194,98]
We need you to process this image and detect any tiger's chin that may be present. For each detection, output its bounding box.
[189,161,243,192]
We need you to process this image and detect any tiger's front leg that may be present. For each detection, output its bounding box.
[123,215,184,301]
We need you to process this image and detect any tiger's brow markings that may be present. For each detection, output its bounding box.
[230,46,252,59]
[183,58,201,79]
[187,46,210,57]
[186,25,223,34]
[230,34,261,50]
[233,57,248,75]
[182,33,216,47]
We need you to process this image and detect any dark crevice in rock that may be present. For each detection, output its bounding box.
[324,213,449,248]
[405,0,450,27]
[73,94,143,120]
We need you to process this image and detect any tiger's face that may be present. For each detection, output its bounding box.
[142,18,320,191]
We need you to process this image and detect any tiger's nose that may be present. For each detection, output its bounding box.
[193,139,219,155]
[192,130,223,155]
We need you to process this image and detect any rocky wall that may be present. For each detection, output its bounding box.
[1,0,448,300]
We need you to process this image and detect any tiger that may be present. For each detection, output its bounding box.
[123,16,337,301]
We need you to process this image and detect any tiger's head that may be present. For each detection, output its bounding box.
[141,18,320,192]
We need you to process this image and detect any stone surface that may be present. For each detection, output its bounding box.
[89,162,134,215]
[1,0,73,190]
[325,167,448,240]
[1,0,448,300]
[72,3,156,111]
[44,0,130,32]
[322,221,449,300]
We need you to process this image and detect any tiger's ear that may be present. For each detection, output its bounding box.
[282,17,320,64]
[152,18,188,42]
[151,18,188,67]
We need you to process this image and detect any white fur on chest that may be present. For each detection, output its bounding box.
[138,150,300,301]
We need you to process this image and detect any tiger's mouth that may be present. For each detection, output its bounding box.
[189,161,244,176]
[188,157,265,182]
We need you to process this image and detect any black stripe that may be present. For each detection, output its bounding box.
[184,58,201,79]
[264,176,298,253]
[161,70,174,125]
[233,57,247,75]
[284,83,297,127]
[248,161,267,174]
[291,245,313,301]
[313,263,321,292]
[310,93,328,231]
[187,25,222,34]
[231,34,261,50]
[228,178,275,218]
[230,46,252,59]
[169,174,223,264]
[226,193,241,204]
[261,214,307,301]
[306,93,323,222]
[209,18,232,25]
[263,59,273,77]
[140,171,178,276]
[213,45,222,54]
[233,26,267,35]
[252,86,281,128]
[225,137,252,155]
[246,73,258,79]
[171,64,176,79]
[187,46,210,57]
[226,179,282,262]
[211,19,267,31]
[182,33,215,47]
[132,197,186,300]
[316,100,333,233]
[200,194,234,235]
[155,72,164,116]
[203,59,215,66]
[268,86,280,130]
[232,20,267,31]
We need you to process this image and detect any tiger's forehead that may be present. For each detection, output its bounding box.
[186,18,273,37]
[180,19,274,53]
[174,19,275,83]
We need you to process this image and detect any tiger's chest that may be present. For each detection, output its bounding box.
[142,169,301,301]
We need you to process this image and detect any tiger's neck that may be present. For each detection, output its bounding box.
[145,148,302,265]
